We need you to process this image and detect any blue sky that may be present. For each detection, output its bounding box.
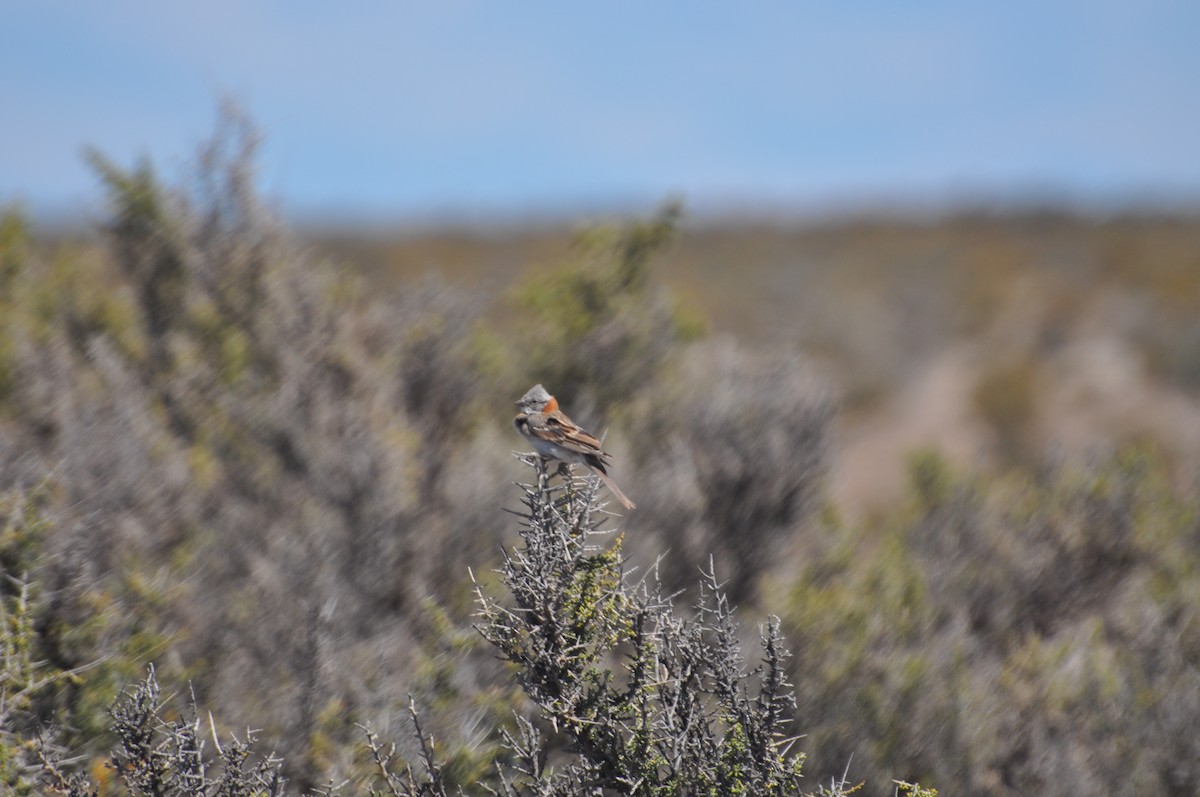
[4,1,1199,221]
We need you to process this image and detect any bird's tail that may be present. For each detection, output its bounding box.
[590,467,636,510]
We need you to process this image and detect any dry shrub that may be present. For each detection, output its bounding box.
[511,201,700,419]
[972,355,1041,464]
[782,449,1200,797]
[625,340,833,603]
[0,108,506,790]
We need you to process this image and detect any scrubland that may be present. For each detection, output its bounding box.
[2,114,1199,795]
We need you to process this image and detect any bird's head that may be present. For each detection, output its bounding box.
[515,383,555,413]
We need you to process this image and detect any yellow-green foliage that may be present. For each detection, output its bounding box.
[0,207,26,287]
[781,506,940,783]
[0,207,28,405]
[1,584,45,796]
[514,201,702,413]
[85,149,176,246]
[0,486,79,795]
[6,113,1200,794]
[384,598,521,793]
[0,482,179,776]
[781,446,1200,794]
[906,449,957,513]
[561,534,627,656]
[0,213,144,383]
[0,481,52,581]
[972,355,1040,462]
[187,295,254,385]
[518,205,674,336]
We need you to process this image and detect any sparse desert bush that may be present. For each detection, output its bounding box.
[512,200,703,419]
[971,354,1040,463]
[33,457,856,797]
[469,456,826,795]
[3,110,825,791]
[0,482,139,796]
[4,110,1200,797]
[0,109,510,790]
[625,341,833,603]
[780,447,1200,796]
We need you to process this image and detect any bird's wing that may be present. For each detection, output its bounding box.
[537,412,612,462]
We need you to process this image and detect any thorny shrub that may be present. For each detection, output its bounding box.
[34,457,856,797]
[0,108,833,790]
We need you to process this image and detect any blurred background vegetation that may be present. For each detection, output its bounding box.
[1,109,1199,796]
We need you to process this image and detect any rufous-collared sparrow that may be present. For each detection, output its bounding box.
[513,384,636,510]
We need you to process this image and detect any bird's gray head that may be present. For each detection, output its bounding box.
[516,383,553,413]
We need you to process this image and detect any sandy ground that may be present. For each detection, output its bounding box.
[832,336,1200,517]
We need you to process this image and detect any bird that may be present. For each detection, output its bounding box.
[513,384,636,510]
